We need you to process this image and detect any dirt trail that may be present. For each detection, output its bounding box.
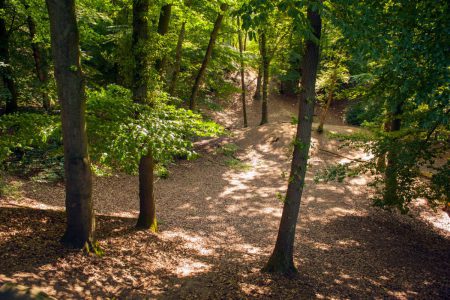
[1,80,449,299]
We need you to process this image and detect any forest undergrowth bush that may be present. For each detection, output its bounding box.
[0,85,223,181]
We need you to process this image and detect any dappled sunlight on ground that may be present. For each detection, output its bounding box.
[1,90,449,298]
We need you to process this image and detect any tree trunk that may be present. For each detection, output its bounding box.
[155,4,172,77]
[383,103,402,206]
[237,17,247,127]
[189,3,227,110]
[243,31,247,51]
[317,78,335,133]
[260,32,269,125]
[25,2,51,111]
[263,6,321,276]
[132,0,150,104]
[254,63,262,100]
[376,121,391,169]
[46,0,94,249]
[0,0,18,113]
[136,150,157,230]
[168,21,186,96]
[132,0,157,231]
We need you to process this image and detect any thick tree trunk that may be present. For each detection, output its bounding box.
[237,18,247,127]
[155,4,172,77]
[132,0,157,231]
[254,64,262,100]
[168,22,186,96]
[0,0,18,113]
[383,103,402,206]
[132,0,150,104]
[260,32,269,125]
[189,4,227,110]
[46,0,94,249]
[263,6,321,276]
[136,150,157,230]
[25,2,51,111]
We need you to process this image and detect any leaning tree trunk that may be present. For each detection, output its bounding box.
[155,3,172,77]
[132,0,157,231]
[25,2,51,111]
[46,0,94,249]
[189,3,227,110]
[383,103,402,207]
[263,6,321,276]
[0,0,18,113]
[259,31,269,125]
[237,17,247,127]
[168,21,186,96]
[317,76,335,133]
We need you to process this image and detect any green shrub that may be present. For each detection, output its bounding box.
[0,85,223,179]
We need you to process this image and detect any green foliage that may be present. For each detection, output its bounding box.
[0,111,63,182]
[155,164,169,179]
[217,143,239,157]
[86,85,223,174]
[345,100,382,126]
[0,85,222,179]
[324,130,449,212]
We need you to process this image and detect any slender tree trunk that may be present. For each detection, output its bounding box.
[25,2,51,111]
[132,0,157,231]
[317,78,335,133]
[383,103,402,206]
[237,18,247,127]
[189,3,227,110]
[243,31,247,51]
[254,63,262,100]
[0,0,18,113]
[46,0,94,249]
[376,121,390,169]
[155,4,172,77]
[263,6,321,276]
[260,32,269,125]
[168,21,186,96]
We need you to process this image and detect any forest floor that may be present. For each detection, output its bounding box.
[1,78,450,299]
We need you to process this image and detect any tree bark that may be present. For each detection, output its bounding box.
[189,3,227,110]
[24,1,51,111]
[46,0,94,249]
[132,0,150,104]
[260,31,269,125]
[155,4,172,77]
[254,63,262,100]
[136,150,157,230]
[263,5,321,276]
[237,17,247,127]
[132,0,157,231]
[383,103,402,206]
[317,76,335,133]
[168,21,186,96]
[0,0,18,113]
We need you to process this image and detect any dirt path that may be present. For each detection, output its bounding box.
[1,82,449,299]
